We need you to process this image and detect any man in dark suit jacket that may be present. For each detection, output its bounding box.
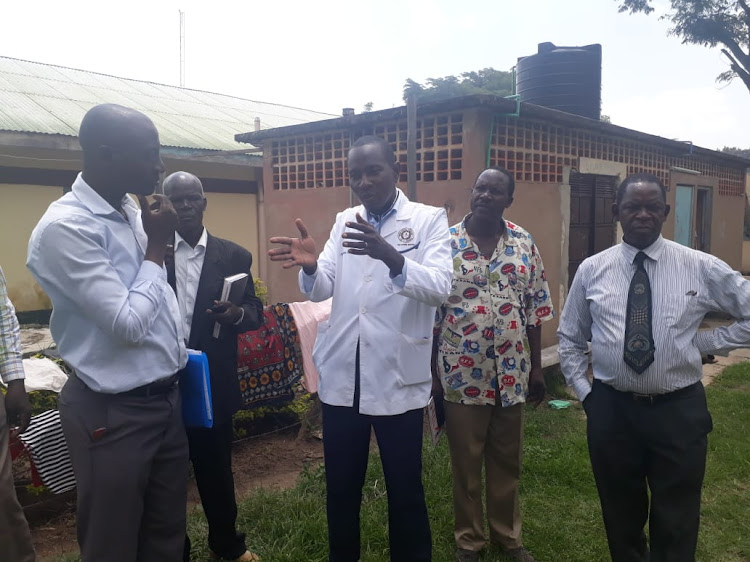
[163,172,264,562]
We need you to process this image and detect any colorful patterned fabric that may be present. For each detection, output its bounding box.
[436,217,554,407]
[237,303,302,408]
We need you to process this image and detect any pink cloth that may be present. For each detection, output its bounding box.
[288,299,332,394]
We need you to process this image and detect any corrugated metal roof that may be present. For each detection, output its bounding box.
[0,56,336,151]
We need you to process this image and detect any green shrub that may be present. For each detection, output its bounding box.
[232,385,314,440]
[254,278,269,305]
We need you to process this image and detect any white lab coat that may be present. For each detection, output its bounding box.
[299,190,453,415]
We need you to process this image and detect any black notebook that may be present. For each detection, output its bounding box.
[212,273,249,338]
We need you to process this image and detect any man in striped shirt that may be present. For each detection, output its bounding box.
[558,173,750,562]
[0,267,35,561]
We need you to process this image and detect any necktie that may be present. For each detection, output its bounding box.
[623,251,655,374]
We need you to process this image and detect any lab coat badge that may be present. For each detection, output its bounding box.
[397,227,415,244]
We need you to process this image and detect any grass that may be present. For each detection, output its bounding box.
[694,363,750,561]
[53,363,750,562]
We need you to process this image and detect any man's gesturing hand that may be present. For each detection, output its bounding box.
[269,219,318,275]
[139,194,178,246]
[343,213,404,277]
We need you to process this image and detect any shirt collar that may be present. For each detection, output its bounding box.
[71,173,135,219]
[620,235,665,263]
[458,214,517,249]
[366,189,400,226]
[175,228,207,251]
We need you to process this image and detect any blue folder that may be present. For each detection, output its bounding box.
[180,350,213,428]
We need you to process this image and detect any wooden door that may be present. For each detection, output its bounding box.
[569,172,616,282]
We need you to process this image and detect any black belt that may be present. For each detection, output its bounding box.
[119,374,179,398]
[596,379,701,405]
[71,371,179,398]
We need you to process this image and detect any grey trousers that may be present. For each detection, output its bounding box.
[0,391,36,562]
[59,375,188,562]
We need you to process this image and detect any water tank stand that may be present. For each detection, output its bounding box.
[485,95,521,168]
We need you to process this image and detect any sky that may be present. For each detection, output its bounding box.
[2,0,748,150]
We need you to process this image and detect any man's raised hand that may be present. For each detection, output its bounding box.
[269,218,318,275]
[138,194,178,246]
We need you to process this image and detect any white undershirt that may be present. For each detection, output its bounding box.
[174,228,207,342]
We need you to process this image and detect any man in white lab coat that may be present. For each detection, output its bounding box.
[269,135,452,561]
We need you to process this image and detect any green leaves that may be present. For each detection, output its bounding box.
[403,68,514,102]
[615,0,750,92]
[617,0,655,14]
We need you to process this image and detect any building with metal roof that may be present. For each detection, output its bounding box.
[235,94,749,346]
[0,55,334,150]
[0,55,334,315]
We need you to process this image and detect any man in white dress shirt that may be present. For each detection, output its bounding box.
[163,172,264,562]
[558,173,750,562]
[269,135,452,561]
[28,104,188,562]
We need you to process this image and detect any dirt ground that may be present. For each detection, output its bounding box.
[29,428,324,561]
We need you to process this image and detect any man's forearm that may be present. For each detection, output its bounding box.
[302,262,318,276]
[239,299,264,332]
[0,283,26,383]
[527,325,542,369]
[382,250,405,279]
[558,344,592,401]
[695,320,750,356]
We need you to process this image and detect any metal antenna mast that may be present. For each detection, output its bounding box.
[179,10,186,87]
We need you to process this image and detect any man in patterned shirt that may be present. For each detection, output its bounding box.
[433,167,554,562]
[0,267,35,561]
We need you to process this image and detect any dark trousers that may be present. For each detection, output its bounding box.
[59,375,188,562]
[183,421,246,561]
[0,392,35,562]
[322,402,432,562]
[586,379,713,562]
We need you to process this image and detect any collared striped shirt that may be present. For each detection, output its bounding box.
[558,236,750,401]
[0,266,25,384]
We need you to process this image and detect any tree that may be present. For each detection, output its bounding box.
[403,68,513,102]
[721,146,750,158]
[363,101,374,112]
[616,0,750,93]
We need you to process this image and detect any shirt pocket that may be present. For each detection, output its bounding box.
[661,294,699,331]
[506,268,529,293]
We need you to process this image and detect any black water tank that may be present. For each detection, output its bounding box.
[516,42,602,120]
